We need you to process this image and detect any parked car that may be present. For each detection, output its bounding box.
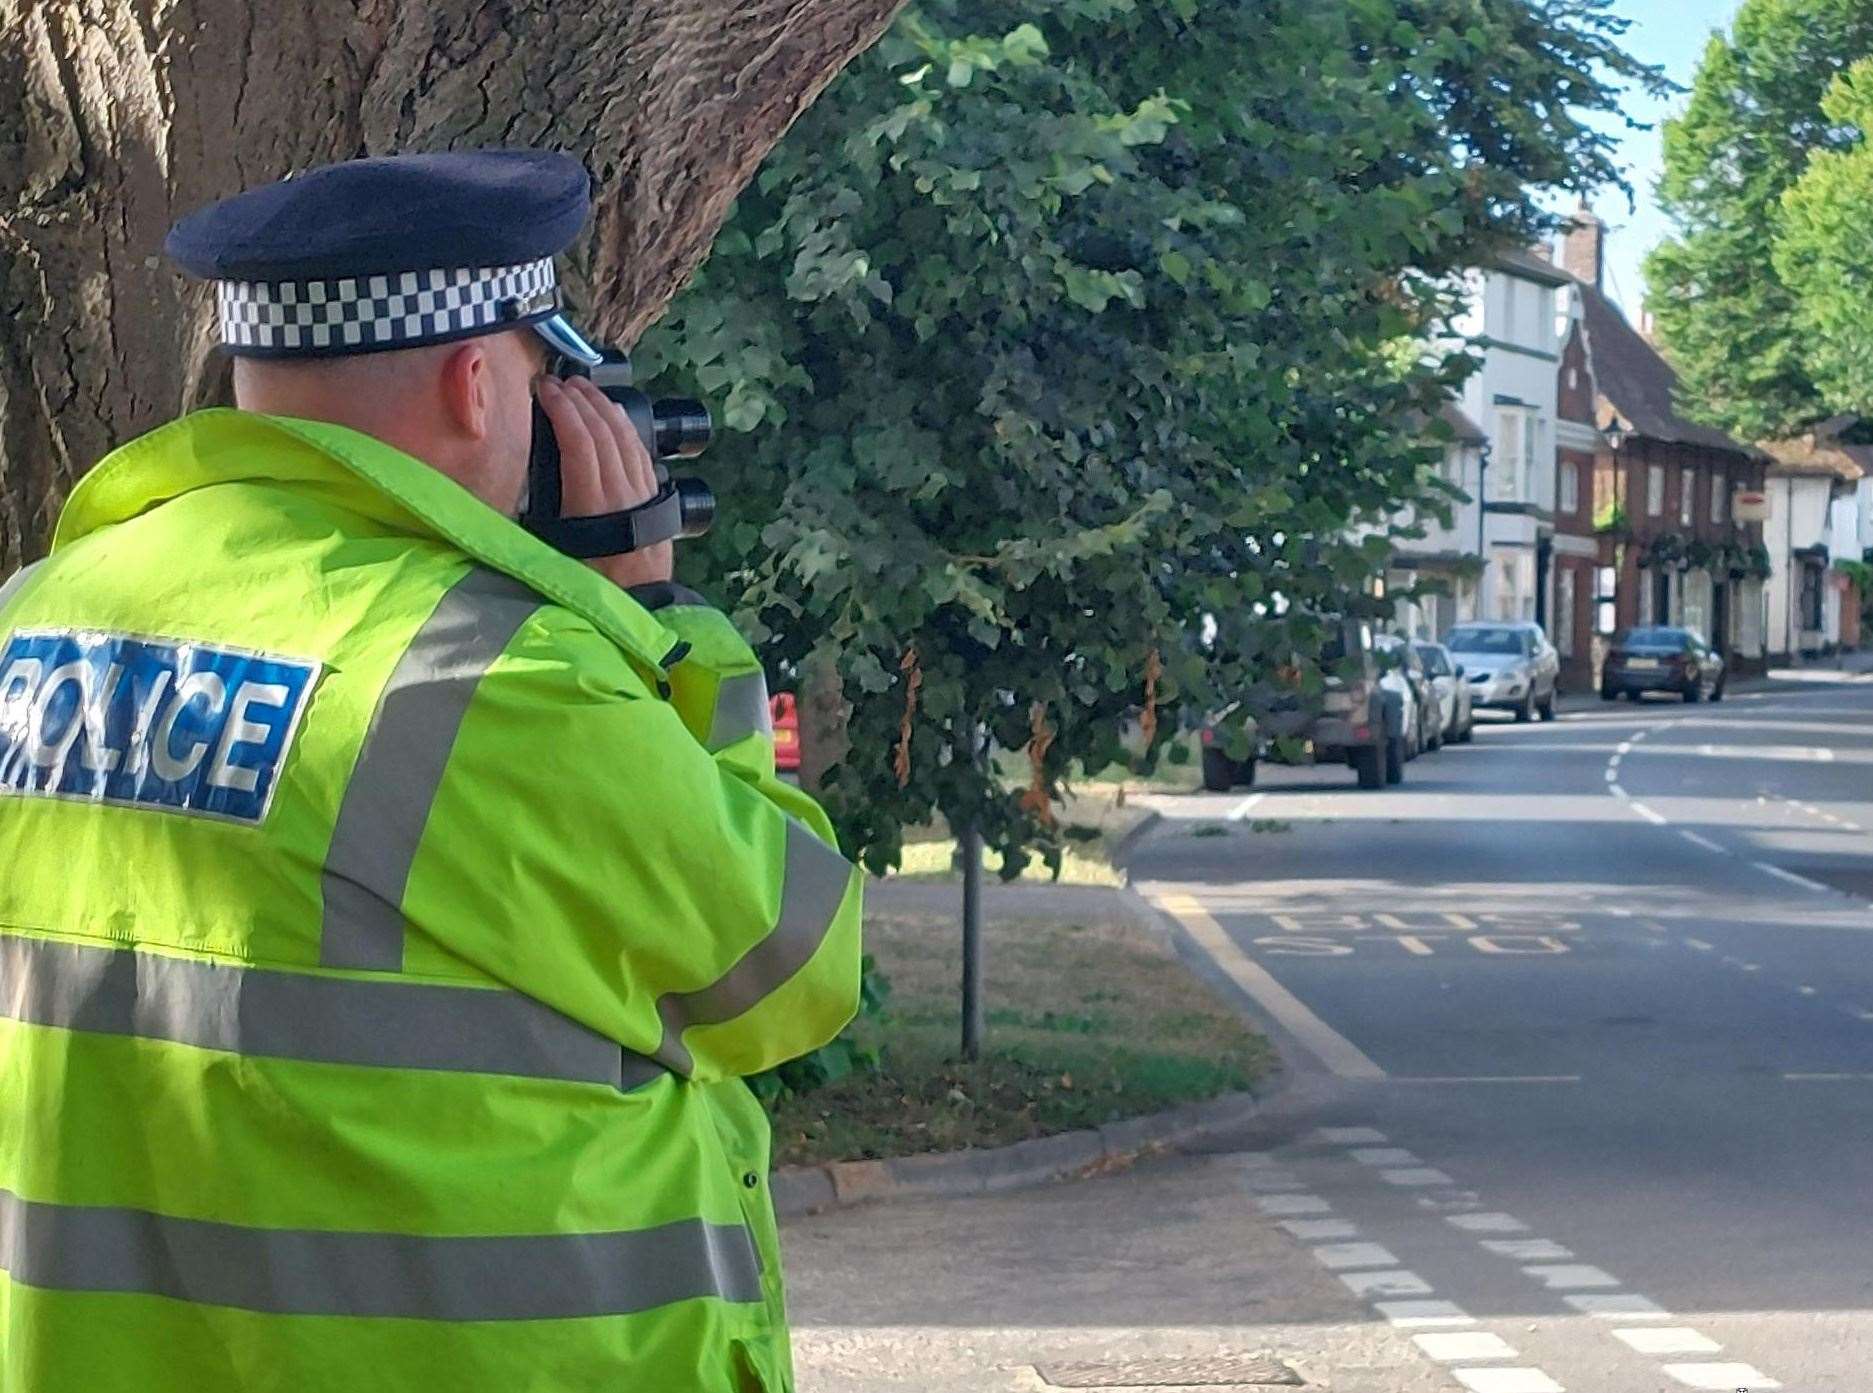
[1445,621,1560,722]
[1375,634,1438,756]
[1200,618,1408,790]
[1601,626,1727,703]
[1413,640,1475,744]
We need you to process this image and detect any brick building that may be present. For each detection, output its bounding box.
[1559,214,1770,679]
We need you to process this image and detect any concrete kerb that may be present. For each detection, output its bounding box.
[770,1089,1261,1219]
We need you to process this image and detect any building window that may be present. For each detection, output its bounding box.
[1711,472,1725,523]
[1594,565,1618,636]
[1679,468,1695,526]
[1557,568,1577,657]
[1558,460,1579,513]
[1493,406,1534,503]
[1501,279,1518,344]
[1647,464,1664,516]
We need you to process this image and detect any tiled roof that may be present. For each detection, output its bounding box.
[1575,279,1762,460]
[1760,415,1869,481]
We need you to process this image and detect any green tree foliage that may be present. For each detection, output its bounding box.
[1647,0,1873,440]
[1776,58,1873,416]
[640,0,1655,875]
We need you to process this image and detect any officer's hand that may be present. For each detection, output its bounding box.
[535,375,676,591]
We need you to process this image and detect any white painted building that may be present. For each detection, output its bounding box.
[1760,419,1868,659]
[1441,250,1574,630]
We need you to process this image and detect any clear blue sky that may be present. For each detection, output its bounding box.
[1568,0,1744,315]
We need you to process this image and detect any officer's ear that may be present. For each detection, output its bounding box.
[437,341,493,442]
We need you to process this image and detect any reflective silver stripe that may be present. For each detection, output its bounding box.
[0,932,667,1092]
[708,670,774,751]
[0,1188,761,1320]
[656,820,855,1074]
[0,560,44,617]
[322,568,542,971]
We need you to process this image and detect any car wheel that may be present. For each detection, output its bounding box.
[1515,690,1534,723]
[1201,747,1240,792]
[1384,736,1405,785]
[1538,690,1557,722]
[1353,742,1384,789]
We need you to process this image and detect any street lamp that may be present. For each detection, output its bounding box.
[1476,438,1492,621]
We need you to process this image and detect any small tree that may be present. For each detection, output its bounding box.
[642,0,1657,1050]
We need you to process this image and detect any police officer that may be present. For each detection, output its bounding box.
[0,150,862,1391]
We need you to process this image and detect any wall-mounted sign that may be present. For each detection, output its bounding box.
[1733,489,1770,522]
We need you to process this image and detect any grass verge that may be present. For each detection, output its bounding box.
[769,906,1278,1167]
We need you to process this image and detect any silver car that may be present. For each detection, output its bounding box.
[1413,640,1475,743]
[1444,621,1560,723]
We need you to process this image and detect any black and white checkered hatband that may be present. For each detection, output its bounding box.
[215,258,557,355]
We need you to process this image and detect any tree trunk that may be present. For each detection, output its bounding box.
[0,0,906,572]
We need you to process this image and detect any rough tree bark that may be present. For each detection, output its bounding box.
[0,0,907,572]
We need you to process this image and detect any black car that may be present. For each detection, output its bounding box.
[1601,626,1727,703]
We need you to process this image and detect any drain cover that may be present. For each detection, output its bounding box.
[1036,1356,1304,1387]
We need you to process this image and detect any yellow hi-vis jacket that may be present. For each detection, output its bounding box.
[0,408,863,1392]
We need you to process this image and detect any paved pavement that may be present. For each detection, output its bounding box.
[786,668,1873,1391]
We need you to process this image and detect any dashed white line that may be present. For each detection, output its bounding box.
[1563,1293,1672,1320]
[1226,792,1266,821]
[1479,1238,1574,1261]
[1752,860,1832,893]
[1349,1147,1419,1166]
[1279,1217,1358,1240]
[1375,1299,1474,1328]
[1609,782,1630,800]
[1798,985,1819,995]
[1315,1127,1387,1144]
[1785,1071,1873,1081]
[1311,1242,1399,1270]
[1447,1212,1530,1234]
[1257,1194,1331,1216]
[1414,1331,1519,1361]
[1661,1363,1780,1390]
[1629,801,1669,825]
[1521,1264,1619,1290]
[1612,1327,1722,1355]
[1379,1167,1455,1186]
[1339,1269,1434,1298]
[1678,830,1724,853]
[1451,1369,1563,1393]
[1683,938,1714,951]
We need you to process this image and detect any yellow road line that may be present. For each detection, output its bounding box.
[1152,891,1386,1081]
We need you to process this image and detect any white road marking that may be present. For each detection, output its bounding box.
[1153,894,1387,1080]
[1661,1363,1780,1390]
[1612,1327,1722,1355]
[1340,1269,1434,1298]
[1257,1194,1332,1216]
[1798,985,1819,995]
[1753,860,1833,893]
[1451,1370,1563,1393]
[1380,1167,1455,1186]
[1391,1075,1582,1085]
[1615,741,1634,755]
[1603,767,1618,782]
[1447,1213,1530,1234]
[1311,1242,1399,1270]
[1226,792,1266,821]
[1315,1127,1388,1144]
[1852,1008,1873,1022]
[1279,1218,1359,1240]
[1684,938,1714,951]
[1694,742,1834,762]
[1521,1264,1619,1289]
[1480,1239,1574,1261]
[1414,1331,1519,1361]
[1629,801,1669,825]
[1609,782,1630,800]
[1349,1147,1419,1166]
[1785,1072,1873,1081]
[1376,1299,1474,1328]
[1563,1293,1670,1319]
[1679,830,1724,853]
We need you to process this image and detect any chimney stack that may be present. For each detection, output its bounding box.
[1563,208,1605,290]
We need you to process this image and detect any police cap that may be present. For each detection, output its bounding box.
[165,149,603,365]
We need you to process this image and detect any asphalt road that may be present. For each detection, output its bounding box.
[1128,670,1873,1392]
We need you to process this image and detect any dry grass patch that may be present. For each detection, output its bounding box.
[769,907,1277,1167]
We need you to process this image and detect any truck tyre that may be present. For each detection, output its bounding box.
[1201,747,1239,791]
[1353,742,1384,789]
